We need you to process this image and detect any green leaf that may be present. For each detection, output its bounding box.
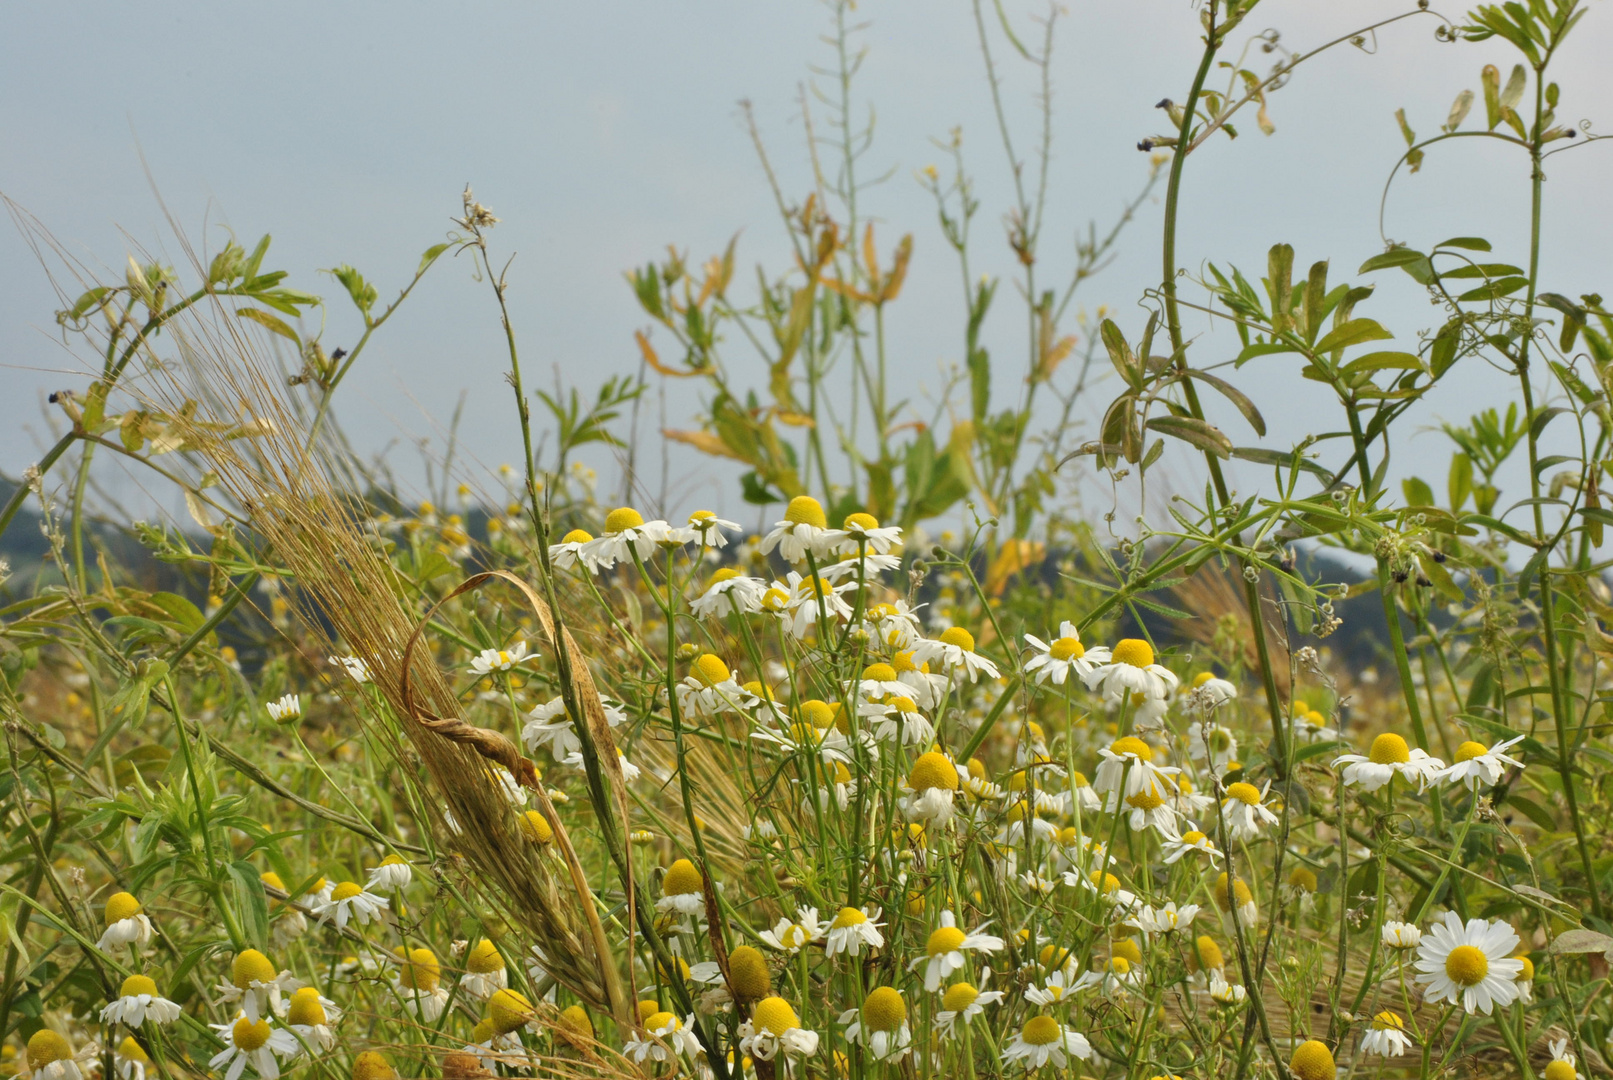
[1436,236,1492,252]
[418,242,451,276]
[1314,318,1393,355]
[228,860,272,949]
[1269,244,1295,334]
[1185,369,1265,436]
[1100,319,1141,390]
[1504,793,1558,833]
[1402,476,1435,506]
[1234,341,1299,366]
[1358,247,1429,273]
[1146,415,1232,458]
[235,307,299,345]
[1341,351,1423,375]
[1230,446,1329,478]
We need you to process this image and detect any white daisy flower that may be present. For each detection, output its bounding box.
[1161,827,1223,864]
[1546,1037,1584,1080]
[689,569,766,618]
[1001,1016,1092,1070]
[624,1011,702,1063]
[114,1036,149,1080]
[578,508,690,571]
[1292,708,1343,743]
[1023,969,1076,1006]
[1093,736,1181,811]
[100,975,181,1027]
[265,694,302,722]
[469,640,529,674]
[758,496,844,563]
[1188,722,1239,769]
[1069,869,1138,912]
[1083,638,1178,713]
[775,571,855,638]
[1360,1011,1414,1057]
[25,1031,91,1080]
[1382,921,1422,950]
[656,859,707,917]
[909,911,1005,991]
[686,510,741,548]
[902,752,961,824]
[1208,971,1248,1007]
[216,950,300,1023]
[365,855,412,892]
[311,881,388,930]
[459,939,509,1001]
[891,650,948,709]
[207,1015,300,1080]
[1128,902,1199,936]
[327,655,370,684]
[1022,623,1099,686]
[860,696,935,747]
[677,654,747,717]
[1122,771,1181,837]
[1184,671,1239,711]
[547,528,596,570]
[394,947,450,1022]
[836,512,904,554]
[1439,735,1525,789]
[759,908,825,953]
[839,987,910,1062]
[825,905,885,957]
[1072,956,1141,997]
[1514,953,1536,1002]
[934,982,1004,1037]
[739,997,819,1061]
[1220,781,1280,841]
[911,627,1000,683]
[1213,872,1259,928]
[96,893,154,954]
[1333,733,1446,792]
[1413,912,1524,1014]
[283,987,339,1053]
[863,601,924,651]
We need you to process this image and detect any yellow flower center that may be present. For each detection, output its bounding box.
[1091,871,1122,895]
[1214,872,1254,911]
[1107,956,1132,975]
[1110,736,1154,762]
[646,1011,679,1033]
[397,947,441,991]
[287,987,328,1026]
[691,653,731,686]
[1455,740,1488,763]
[861,986,906,1032]
[1111,638,1155,668]
[470,1018,495,1043]
[892,651,928,674]
[762,587,790,612]
[862,663,898,683]
[560,1005,593,1038]
[1368,732,1411,765]
[105,891,143,924]
[909,752,959,793]
[1371,1011,1404,1031]
[938,627,976,652]
[352,1051,396,1080]
[1181,830,1209,846]
[27,1031,71,1067]
[1111,938,1142,965]
[752,996,800,1036]
[707,567,741,589]
[1226,782,1261,806]
[844,512,880,531]
[832,907,868,928]
[466,939,505,975]
[690,510,716,524]
[636,999,661,1022]
[1208,728,1234,752]
[1050,637,1085,661]
[561,528,593,544]
[117,1038,149,1064]
[1545,1061,1577,1080]
[233,1017,272,1052]
[939,982,978,1013]
[260,871,286,892]
[783,496,827,529]
[490,989,535,1035]
[1190,935,1224,972]
[1287,867,1318,892]
[927,926,967,956]
[1514,955,1534,982]
[1127,787,1166,811]
[1290,1040,1335,1080]
[726,945,771,1001]
[604,507,644,533]
[663,859,703,896]
[520,809,554,844]
[119,974,158,998]
[1021,1016,1062,1046]
[232,949,276,988]
[331,881,363,902]
[1445,944,1489,986]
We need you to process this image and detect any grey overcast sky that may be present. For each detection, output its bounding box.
[3,1,1610,526]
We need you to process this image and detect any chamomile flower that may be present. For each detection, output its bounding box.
[283,987,338,1053]
[657,859,707,917]
[1439,735,1525,790]
[739,997,819,1062]
[1382,921,1422,950]
[97,892,154,953]
[208,1015,299,1080]
[903,751,961,823]
[1333,733,1446,792]
[1072,956,1141,998]
[825,906,885,957]
[1208,971,1248,1008]
[839,986,910,1062]
[469,641,529,674]
[1213,872,1259,927]
[1360,1011,1414,1057]
[1289,1041,1334,1080]
[25,1032,87,1080]
[1161,828,1222,864]
[1128,902,1199,936]
[579,507,684,570]
[1121,771,1181,837]
[459,939,509,1000]
[909,911,1005,991]
[1546,1038,1584,1080]
[862,695,935,747]
[892,650,948,709]
[1083,638,1178,713]
[1023,623,1100,686]
[1220,781,1280,840]
[1514,953,1535,1002]
[100,974,181,1027]
[911,627,1001,683]
[266,694,302,722]
[677,654,747,717]
[1188,722,1239,769]
[625,1011,701,1063]
[837,512,903,554]
[1413,912,1523,1014]
[1001,1016,1092,1070]
[393,947,449,1022]
[759,496,844,563]
[864,601,924,651]
[1072,869,1138,912]
[822,551,903,582]
[114,1037,149,1080]
[1280,865,1319,908]
[690,569,766,618]
[1093,736,1180,810]
[365,855,412,892]
[547,528,595,570]
[217,950,300,1022]
[934,983,1003,1036]
[1184,670,1239,710]
[776,571,855,638]
[687,510,740,547]
[311,880,388,931]
[759,908,825,953]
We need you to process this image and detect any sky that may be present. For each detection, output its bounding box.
[2,1,1610,532]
